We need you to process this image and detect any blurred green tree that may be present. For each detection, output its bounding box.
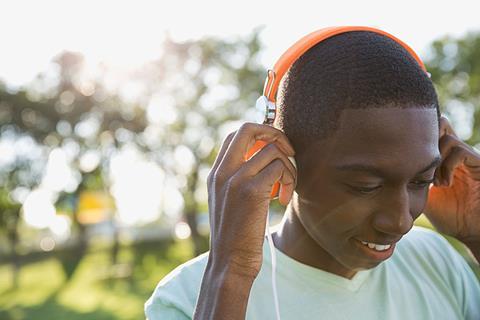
[0,185,22,287]
[0,28,267,262]
[0,51,148,275]
[425,30,480,145]
[141,29,265,255]
[0,126,44,286]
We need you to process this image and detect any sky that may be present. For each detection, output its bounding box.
[2,0,480,234]
[1,0,480,88]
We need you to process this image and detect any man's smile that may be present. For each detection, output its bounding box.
[352,238,396,261]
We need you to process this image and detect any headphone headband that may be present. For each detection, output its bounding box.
[262,26,429,105]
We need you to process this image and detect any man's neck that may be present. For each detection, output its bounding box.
[271,204,357,279]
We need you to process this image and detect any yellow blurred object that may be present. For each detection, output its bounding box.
[77,191,115,224]
[414,213,434,229]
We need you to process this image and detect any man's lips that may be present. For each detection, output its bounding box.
[354,235,402,246]
[352,238,397,261]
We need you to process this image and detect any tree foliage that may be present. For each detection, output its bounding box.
[425,31,480,145]
[0,28,266,258]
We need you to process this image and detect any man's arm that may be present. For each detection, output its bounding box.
[193,258,255,319]
[193,123,296,319]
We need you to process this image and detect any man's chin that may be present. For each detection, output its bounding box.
[342,255,387,273]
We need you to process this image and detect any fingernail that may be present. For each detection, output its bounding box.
[288,156,297,170]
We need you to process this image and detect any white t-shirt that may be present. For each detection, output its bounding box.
[145,226,480,319]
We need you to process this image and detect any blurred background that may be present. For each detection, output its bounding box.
[1,1,480,319]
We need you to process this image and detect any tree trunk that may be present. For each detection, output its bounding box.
[184,167,204,256]
[185,208,202,256]
[111,219,120,265]
[7,211,20,288]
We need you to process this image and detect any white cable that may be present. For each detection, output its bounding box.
[265,155,295,320]
[266,216,281,320]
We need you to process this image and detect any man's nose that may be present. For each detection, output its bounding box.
[372,187,413,236]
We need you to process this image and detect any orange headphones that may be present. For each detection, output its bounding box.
[246,26,430,199]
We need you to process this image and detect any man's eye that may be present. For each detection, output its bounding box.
[410,179,435,189]
[350,185,381,194]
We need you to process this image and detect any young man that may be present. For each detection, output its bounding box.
[145,30,480,319]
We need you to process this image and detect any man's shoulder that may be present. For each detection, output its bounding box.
[396,225,454,259]
[157,251,209,288]
[394,226,480,319]
[393,225,469,277]
[145,251,209,318]
[400,225,447,246]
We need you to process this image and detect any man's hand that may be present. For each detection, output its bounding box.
[193,123,296,319]
[424,116,480,256]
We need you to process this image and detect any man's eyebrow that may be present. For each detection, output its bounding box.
[334,155,442,176]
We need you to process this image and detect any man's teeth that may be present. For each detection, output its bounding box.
[360,241,391,251]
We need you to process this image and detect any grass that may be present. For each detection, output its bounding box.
[0,218,479,320]
[0,239,195,320]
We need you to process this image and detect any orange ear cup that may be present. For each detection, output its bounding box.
[249,26,428,202]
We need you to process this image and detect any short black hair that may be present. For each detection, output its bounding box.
[274,31,440,154]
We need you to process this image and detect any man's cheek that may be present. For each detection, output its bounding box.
[324,198,373,226]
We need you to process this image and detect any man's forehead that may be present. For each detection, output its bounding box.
[297,107,439,173]
[335,107,439,139]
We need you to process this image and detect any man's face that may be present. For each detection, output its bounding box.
[292,107,440,274]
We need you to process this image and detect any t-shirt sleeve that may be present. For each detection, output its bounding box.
[144,253,208,320]
[145,301,191,320]
[440,238,480,319]
[411,227,480,319]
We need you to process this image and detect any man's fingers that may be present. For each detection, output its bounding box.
[440,145,470,186]
[436,116,457,184]
[439,116,458,138]
[219,122,295,177]
[208,132,236,229]
[239,143,297,185]
[437,133,480,185]
[278,181,295,206]
[210,131,236,177]
[235,143,297,206]
[437,133,463,184]
[252,158,296,204]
